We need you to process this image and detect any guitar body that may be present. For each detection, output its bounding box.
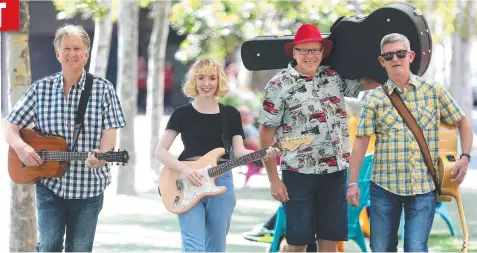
[8,128,68,184]
[438,124,469,252]
[158,148,227,214]
[437,123,459,202]
[241,3,432,84]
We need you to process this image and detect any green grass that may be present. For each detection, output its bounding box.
[429,234,477,252]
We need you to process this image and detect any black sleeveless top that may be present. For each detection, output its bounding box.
[166,103,245,161]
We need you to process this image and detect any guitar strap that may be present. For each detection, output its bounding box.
[218,103,231,157]
[382,84,441,195]
[72,72,94,151]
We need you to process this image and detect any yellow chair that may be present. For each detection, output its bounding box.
[348,116,376,154]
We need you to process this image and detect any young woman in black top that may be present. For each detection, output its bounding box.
[155,57,279,252]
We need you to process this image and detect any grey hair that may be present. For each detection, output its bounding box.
[380,33,411,53]
[53,24,90,52]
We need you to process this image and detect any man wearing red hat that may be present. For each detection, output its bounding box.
[258,23,379,252]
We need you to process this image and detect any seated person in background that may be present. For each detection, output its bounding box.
[238,105,280,187]
[238,105,260,149]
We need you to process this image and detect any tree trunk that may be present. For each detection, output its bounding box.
[449,0,473,117]
[147,0,171,176]
[116,0,139,195]
[5,1,38,251]
[89,0,113,78]
[421,0,437,81]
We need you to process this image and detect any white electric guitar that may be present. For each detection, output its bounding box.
[157,136,312,214]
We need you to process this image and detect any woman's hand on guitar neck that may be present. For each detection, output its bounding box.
[262,146,281,162]
[16,144,43,167]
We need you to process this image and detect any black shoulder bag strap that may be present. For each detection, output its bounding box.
[72,72,94,151]
[218,103,231,156]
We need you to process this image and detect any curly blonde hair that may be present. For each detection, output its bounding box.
[182,57,229,99]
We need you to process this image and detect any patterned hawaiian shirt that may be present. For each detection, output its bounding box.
[259,62,363,174]
[356,74,465,195]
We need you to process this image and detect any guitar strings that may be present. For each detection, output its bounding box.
[38,151,100,161]
[208,148,268,177]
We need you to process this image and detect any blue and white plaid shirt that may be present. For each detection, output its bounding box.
[7,71,126,199]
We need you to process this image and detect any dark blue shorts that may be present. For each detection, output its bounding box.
[282,169,348,245]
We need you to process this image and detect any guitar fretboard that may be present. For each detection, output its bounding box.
[39,151,105,161]
[207,146,274,177]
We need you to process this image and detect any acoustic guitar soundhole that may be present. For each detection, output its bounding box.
[446,155,456,162]
[38,149,48,162]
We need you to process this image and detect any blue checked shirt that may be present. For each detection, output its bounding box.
[7,71,126,199]
[356,74,464,195]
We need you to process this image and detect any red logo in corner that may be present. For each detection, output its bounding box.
[0,0,20,31]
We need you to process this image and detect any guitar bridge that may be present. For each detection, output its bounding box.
[176,179,184,192]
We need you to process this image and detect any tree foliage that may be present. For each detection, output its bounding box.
[170,0,355,63]
[52,0,118,20]
[170,0,476,64]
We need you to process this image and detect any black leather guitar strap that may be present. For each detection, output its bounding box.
[218,103,231,156]
[72,72,93,151]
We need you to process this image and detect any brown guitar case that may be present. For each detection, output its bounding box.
[240,2,432,84]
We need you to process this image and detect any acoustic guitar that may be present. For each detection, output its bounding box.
[240,2,431,84]
[8,128,130,184]
[158,136,313,214]
[437,124,469,253]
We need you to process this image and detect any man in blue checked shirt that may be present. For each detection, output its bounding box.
[347,33,473,252]
[3,24,125,252]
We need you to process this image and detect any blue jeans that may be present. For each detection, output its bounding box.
[178,171,236,252]
[370,181,436,252]
[36,183,104,252]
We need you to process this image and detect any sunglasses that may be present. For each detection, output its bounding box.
[380,50,409,61]
[294,47,323,55]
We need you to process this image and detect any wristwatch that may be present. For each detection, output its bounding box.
[460,153,471,161]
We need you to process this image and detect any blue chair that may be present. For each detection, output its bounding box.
[269,154,374,252]
[346,154,373,252]
[398,202,456,240]
[270,204,286,252]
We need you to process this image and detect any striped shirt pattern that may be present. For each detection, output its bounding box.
[7,71,126,199]
[356,74,464,195]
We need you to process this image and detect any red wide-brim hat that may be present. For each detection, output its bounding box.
[285,23,333,59]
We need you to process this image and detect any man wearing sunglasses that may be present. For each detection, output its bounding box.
[258,23,380,252]
[347,33,473,252]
